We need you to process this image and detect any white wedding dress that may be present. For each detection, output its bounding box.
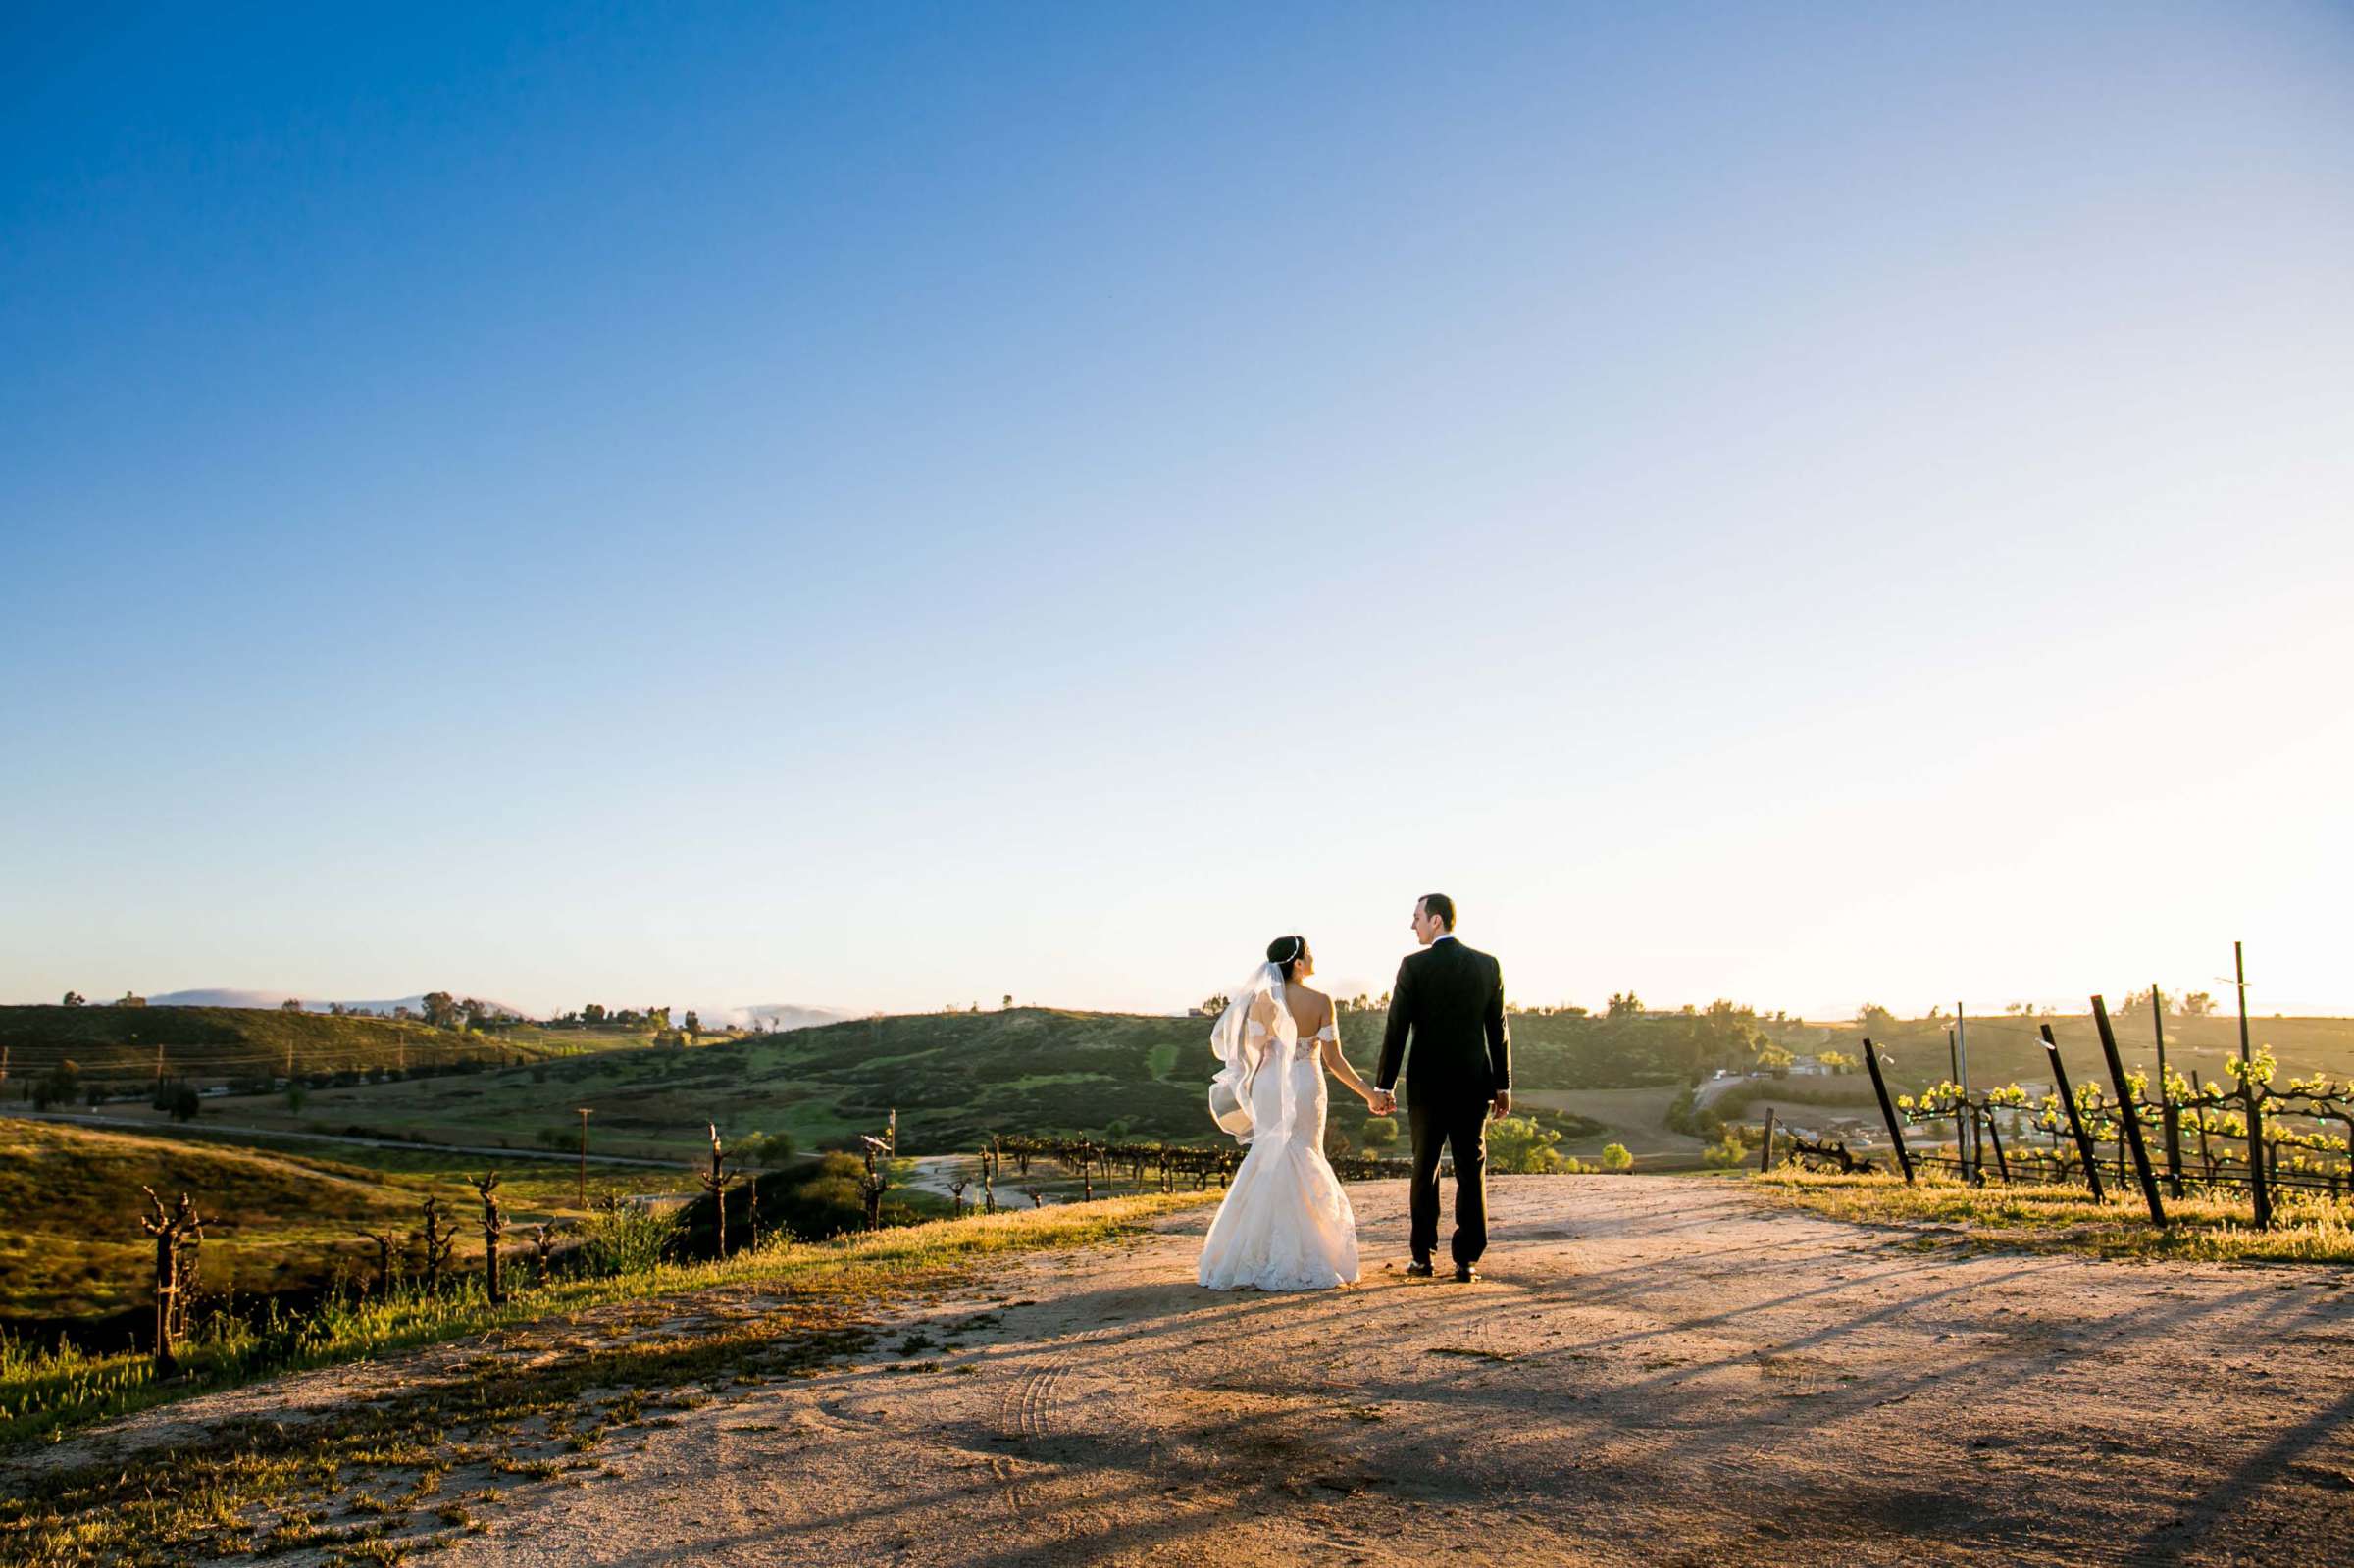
[1198,986,1361,1291]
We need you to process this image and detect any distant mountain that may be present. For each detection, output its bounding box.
[135,990,848,1032]
[705,1003,852,1034]
[147,988,532,1018]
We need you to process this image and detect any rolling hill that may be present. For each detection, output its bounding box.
[0,1004,609,1084]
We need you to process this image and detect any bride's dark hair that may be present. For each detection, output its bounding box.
[1266,935,1310,982]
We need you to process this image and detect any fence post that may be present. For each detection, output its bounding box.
[2091,996,2166,1226]
[1759,1109,1777,1174]
[2151,986,2183,1198]
[1862,1038,1915,1185]
[2234,941,2273,1230]
[2042,1026,2105,1201]
[1981,1107,2011,1185]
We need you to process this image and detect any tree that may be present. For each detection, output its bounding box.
[60,991,85,1007]
[1486,1116,1563,1174]
[583,1003,608,1024]
[461,997,490,1030]
[733,1130,797,1168]
[117,991,146,1008]
[1607,991,1645,1019]
[164,1081,201,1122]
[2178,991,2217,1018]
[281,997,303,1012]
[1754,1043,1795,1078]
[1002,994,1014,1009]
[421,991,461,1030]
[1857,1003,1897,1035]
[32,1059,81,1110]
[1200,994,1230,1016]
[1817,1049,1857,1075]
[683,1011,701,1037]
[1359,1116,1400,1152]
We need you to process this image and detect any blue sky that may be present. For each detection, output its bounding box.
[5,2,2351,1019]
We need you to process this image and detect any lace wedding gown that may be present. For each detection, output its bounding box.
[1198,1019,1361,1290]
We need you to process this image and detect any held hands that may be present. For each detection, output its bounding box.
[1367,1087,1397,1116]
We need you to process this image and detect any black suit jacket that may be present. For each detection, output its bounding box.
[1375,937,1510,1105]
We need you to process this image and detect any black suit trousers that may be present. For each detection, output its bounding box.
[1407,1095,1489,1265]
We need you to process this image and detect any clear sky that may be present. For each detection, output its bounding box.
[5,3,2350,1021]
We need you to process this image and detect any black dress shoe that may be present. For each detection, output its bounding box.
[1453,1264,1480,1283]
[1406,1259,1434,1277]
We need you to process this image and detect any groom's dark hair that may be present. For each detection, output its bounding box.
[1419,892,1456,931]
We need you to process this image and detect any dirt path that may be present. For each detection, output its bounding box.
[424,1176,2354,1567]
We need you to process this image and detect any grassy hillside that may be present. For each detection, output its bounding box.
[0,1005,665,1086]
[44,1004,1819,1159]
[1807,1011,2354,1093]
[32,1002,2354,1171]
[0,1122,645,1329]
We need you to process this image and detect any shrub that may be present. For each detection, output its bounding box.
[1702,1129,1748,1168]
[574,1203,682,1277]
[1359,1116,1399,1152]
[1487,1116,1565,1175]
[1599,1143,1635,1172]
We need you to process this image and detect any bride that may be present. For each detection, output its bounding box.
[1197,935,1381,1290]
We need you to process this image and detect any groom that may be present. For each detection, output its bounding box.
[1372,893,1510,1282]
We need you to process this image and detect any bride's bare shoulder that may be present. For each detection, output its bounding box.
[1291,983,1333,1019]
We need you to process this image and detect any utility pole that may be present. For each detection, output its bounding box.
[2152,984,2182,1197]
[575,1107,593,1210]
[2235,941,2271,1229]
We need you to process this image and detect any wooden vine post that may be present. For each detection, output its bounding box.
[1981,1107,2010,1184]
[2041,1029,2103,1199]
[2091,995,2166,1226]
[472,1172,506,1303]
[1758,1109,1777,1174]
[1861,1038,1915,1185]
[418,1194,457,1292]
[358,1229,399,1297]
[858,1134,892,1230]
[701,1122,736,1259]
[139,1186,202,1375]
[948,1175,969,1217]
[2235,940,2273,1230]
[2151,986,2184,1198]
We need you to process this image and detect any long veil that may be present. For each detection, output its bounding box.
[1206,961,1299,1146]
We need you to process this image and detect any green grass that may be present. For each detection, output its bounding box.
[0,1189,1215,1564]
[0,1122,650,1322]
[1750,1169,2354,1264]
